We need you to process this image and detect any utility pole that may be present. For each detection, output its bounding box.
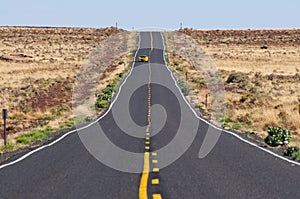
[116,22,118,29]
[2,109,7,146]
[180,22,183,30]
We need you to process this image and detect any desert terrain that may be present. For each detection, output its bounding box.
[0,27,132,152]
[1,27,300,157]
[168,29,300,148]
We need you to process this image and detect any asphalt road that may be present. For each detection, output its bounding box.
[0,32,300,199]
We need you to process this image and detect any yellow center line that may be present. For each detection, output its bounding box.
[153,194,162,199]
[153,168,160,172]
[152,159,158,164]
[139,32,154,199]
[152,179,160,185]
[139,152,150,199]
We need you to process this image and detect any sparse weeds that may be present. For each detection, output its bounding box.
[16,127,54,145]
[1,142,16,153]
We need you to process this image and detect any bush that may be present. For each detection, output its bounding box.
[98,93,111,101]
[265,127,292,147]
[284,146,300,156]
[182,86,191,96]
[226,72,248,84]
[284,146,300,161]
[102,87,113,95]
[95,100,109,109]
[176,66,184,72]
[232,123,241,130]
[292,151,300,161]
[224,118,233,123]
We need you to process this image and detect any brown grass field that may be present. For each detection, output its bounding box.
[171,29,300,147]
[0,27,131,151]
[1,27,300,154]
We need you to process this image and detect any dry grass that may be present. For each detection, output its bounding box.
[170,29,300,147]
[0,26,129,151]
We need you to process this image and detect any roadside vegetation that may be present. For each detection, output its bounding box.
[95,67,130,110]
[166,29,300,160]
[0,27,132,156]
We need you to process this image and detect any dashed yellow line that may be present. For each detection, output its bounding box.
[139,32,154,199]
[139,32,163,199]
[152,179,160,185]
[153,168,160,172]
[152,160,158,164]
[153,194,162,199]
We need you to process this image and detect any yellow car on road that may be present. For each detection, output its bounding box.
[138,55,149,62]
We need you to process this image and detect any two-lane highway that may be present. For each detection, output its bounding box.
[0,32,300,199]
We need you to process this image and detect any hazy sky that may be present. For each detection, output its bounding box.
[1,0,299,30]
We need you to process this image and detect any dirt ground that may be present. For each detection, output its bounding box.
[1,27,299,152]
[172,29,300,147]
[0,27,127,146]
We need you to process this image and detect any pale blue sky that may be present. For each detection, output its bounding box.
[1,0,299,30]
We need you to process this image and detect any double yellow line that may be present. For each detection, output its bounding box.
[139,32,155,199]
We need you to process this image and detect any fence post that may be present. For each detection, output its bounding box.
[2,109,8,146]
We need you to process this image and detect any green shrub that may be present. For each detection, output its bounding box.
[284,146,300,156]
[84,116,93,122]
[284,146,300,161]
[176,66,184,72]
[222,123,230,128]
[98,93,111,101]
[182,87,190,96]
[43,115,55,121]
[59,121,74,129]
[292,151,300,161]
[95,100,109,109]
[102,87,113,95]
[224,118,233,123]
[232,123,241,130]
[195,104,202,109]
[191,78,200,84]
[265,127,292,147]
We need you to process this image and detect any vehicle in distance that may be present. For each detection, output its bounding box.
[138,55,149,62]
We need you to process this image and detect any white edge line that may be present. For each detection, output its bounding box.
[2,32,299,170]
[160,32,300,167]
[0,32,142,170]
